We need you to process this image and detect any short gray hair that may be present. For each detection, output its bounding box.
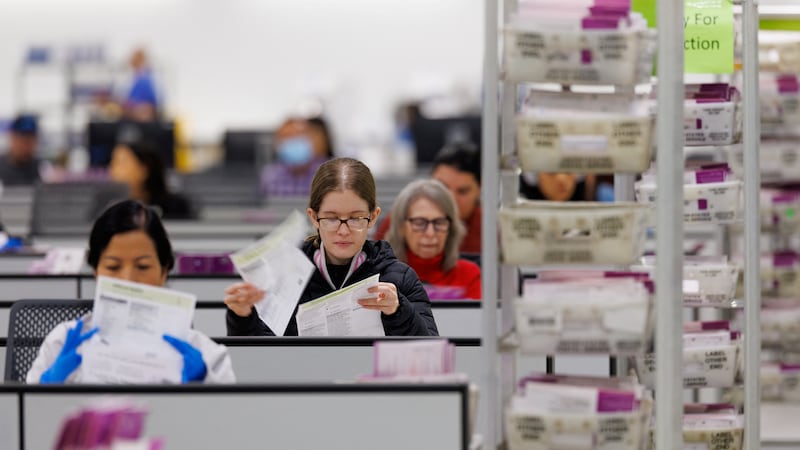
[386,179,465,271]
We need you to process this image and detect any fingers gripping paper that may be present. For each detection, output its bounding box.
[83,276,197,384]
[229,210,315,336]
[296,274,385,337]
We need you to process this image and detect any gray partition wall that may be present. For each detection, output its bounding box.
[0,276,81,301]
[0,392,18,450]
[0,273,487,339]
[0,254,47,274]
[1,384,468,450]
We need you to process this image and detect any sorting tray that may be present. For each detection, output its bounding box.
[503,27,656,85]
[499,201,649,265]
[506,409,646,450]
[636,180,743,224]
[516,113,654,173]
[636,344,739,388]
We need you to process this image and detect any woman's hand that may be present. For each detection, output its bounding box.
[357,282,400,316]
[40,318,98,383]
[223,282,265,317]
[163,334,207,383]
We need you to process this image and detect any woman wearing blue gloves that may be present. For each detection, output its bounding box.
[26,200,235,384]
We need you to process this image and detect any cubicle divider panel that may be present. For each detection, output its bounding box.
[86,276,243,300]
[0,255,45,274]
[78,277,94,299]
[1,384,468,450]
[0,289,488,340]
[213,336,546,442]
[193,305,227,336]
[167,277,235,300]
[0,392,18,450]
[0,305,11,341]
[0,277,80,301]
[32,236,259,253]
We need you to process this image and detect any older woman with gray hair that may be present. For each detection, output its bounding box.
[386,179,481,299]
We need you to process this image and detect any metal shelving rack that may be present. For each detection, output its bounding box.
[741,1,762,449]
[479,0,762,448]
[15,48,118,155]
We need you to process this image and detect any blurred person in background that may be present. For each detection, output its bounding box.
[375,142,482,254]
[260,115,334,197]
[124,47,160,122]
[519,172,597,202]
[386,179,481,300]
[0,114,43,186]
[102,139,196,220]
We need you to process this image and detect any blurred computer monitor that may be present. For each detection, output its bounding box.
[87,120,176,168]
[222,129,274,168]
[410,115,481,164]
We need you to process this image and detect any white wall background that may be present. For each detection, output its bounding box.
[0,0,483,143]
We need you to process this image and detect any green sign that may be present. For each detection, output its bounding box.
[632,0,734,73]
[632,0,657,29]
[684,0,734,74]
[761,19,800,32]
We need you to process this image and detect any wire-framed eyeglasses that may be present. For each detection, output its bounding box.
[317,216,371,231]
[407,217,451,233]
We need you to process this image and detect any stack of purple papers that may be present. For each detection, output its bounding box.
[53,399,163,450]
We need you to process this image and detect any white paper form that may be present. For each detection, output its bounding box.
[82,276,197,384]
[296,274,385,336]
[229,210,315,336]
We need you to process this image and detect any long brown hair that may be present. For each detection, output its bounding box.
[307,157,377,247]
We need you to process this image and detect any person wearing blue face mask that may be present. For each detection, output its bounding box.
[278,136,315,166]
[260,116,334,197]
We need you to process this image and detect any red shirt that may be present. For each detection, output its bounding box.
[406,250,482,300]
[374,206,483,254]
[460,206,482,254]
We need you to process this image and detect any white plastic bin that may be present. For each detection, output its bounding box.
[514,291,652,355]
[503,27,655,85]
[636,344,739,388]
[498,201,649,265]
[727,141,800,184]
[647,427,743,450]
[684,97,741,146]
[506,409,646,450]
[636,180,743,224]
[516,114,654,173]
[683,263,740,307]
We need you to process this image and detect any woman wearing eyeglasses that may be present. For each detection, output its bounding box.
[225,157,439,336]
[386,180,481,300]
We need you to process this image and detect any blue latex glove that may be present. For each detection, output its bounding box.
[40,318,99,384]
[163,334,207,383]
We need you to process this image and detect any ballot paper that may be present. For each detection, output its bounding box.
[296,274,384,336]
[81,276,197,384]
[229,210,315,336]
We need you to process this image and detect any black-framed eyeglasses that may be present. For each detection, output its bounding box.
[317,216,371,232]
[407,217,451,233]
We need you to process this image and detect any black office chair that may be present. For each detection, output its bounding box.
[4,299,92,382]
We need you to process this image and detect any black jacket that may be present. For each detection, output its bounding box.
[226,240,439,336]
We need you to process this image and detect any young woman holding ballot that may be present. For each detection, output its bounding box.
[27,200,235,384]
[225,157,439,336]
